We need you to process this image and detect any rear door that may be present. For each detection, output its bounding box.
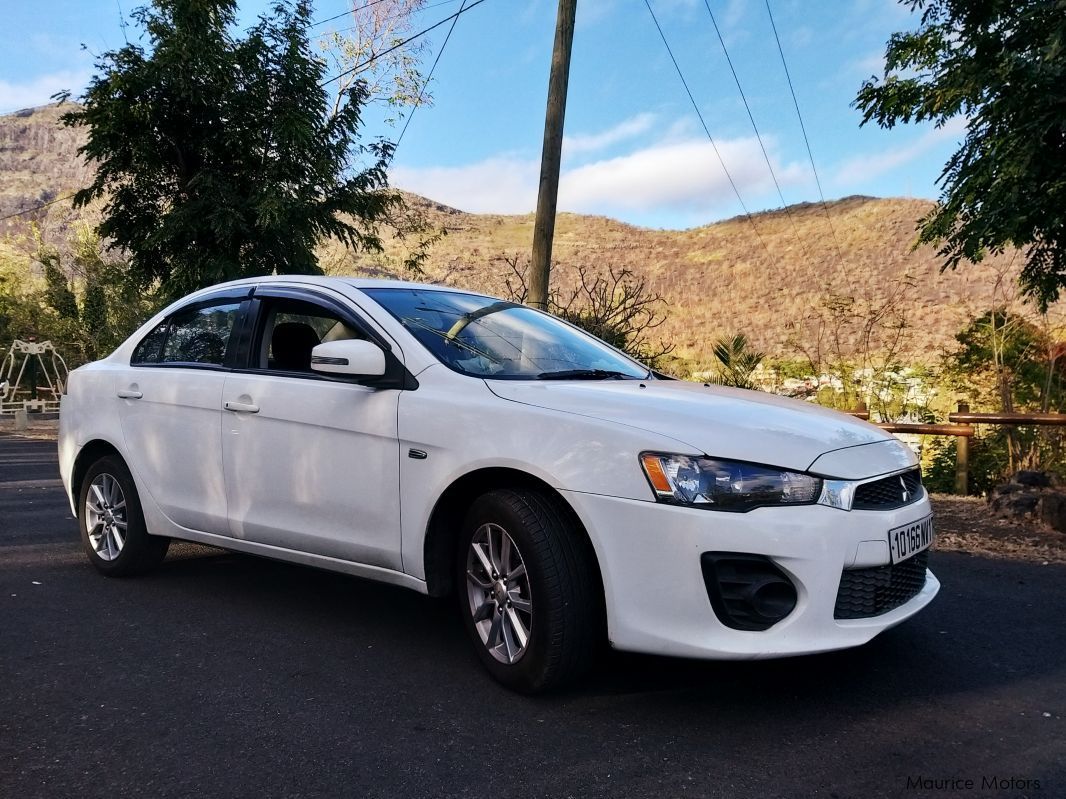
[117,290,250,534]
[220,287,403,569]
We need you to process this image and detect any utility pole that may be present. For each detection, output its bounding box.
[528,0,577,310]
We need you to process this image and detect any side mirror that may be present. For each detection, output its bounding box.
[310,339,387,379]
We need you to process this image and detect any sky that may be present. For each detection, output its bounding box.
[0,0,965,230]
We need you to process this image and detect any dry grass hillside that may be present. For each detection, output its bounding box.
[2,104,1026,367]
[332,194,1023,367]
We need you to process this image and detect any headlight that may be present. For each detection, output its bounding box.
[639,453,823,511]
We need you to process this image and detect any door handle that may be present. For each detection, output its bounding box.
[224,400,260,414]
[117,389,143,399]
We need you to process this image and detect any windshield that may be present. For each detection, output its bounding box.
[363,288,650,380]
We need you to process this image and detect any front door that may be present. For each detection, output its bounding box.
[220,292,402,569]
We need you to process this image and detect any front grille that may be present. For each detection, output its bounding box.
[833,550,929,620]
[852,469,923,510]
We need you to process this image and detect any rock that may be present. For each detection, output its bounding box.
[1039,494,1066,533]
[1015,470,1052,487]
[1008,494,1039,515]
[990,491,1039,517]
[992,482,1022,496]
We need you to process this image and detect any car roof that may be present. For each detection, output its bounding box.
[212,274,491,296]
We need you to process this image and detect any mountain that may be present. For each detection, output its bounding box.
[0,104,90,230]
[1,104,1022,368]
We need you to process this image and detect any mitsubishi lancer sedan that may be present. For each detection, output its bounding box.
[58,276,939,692]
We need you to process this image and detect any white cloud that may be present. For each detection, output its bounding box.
[390,156,540,214]
[0,70,90,114]
[560,137,806,214]
[391,131,808,220]
[833,116,968,187]
[562,113,656,156]
[722,0,747,29]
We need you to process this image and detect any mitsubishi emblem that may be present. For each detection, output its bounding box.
[900,476,910,502]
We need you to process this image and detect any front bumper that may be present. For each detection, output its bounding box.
[561,490,939,660]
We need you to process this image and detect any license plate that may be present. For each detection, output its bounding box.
[888,514,934,564]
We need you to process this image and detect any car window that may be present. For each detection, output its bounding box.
[131,321,168,365]
[161,303,241,366]
[362,288,649,380]
[131,301,241,367]
[255,297,364,373]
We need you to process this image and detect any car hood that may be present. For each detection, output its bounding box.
[486,378,904,475]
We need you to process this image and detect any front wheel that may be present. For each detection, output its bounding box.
[457,489,601,693]
[78,455,169,576]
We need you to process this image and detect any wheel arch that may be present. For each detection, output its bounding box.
[71,439,125,504]
[422,467,605,603]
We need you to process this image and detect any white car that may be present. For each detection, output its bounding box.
[58,276,939,692]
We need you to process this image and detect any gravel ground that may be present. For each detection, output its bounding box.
[931,494,1066,564]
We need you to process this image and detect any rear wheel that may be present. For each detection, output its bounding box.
[457,488,601,693]
[78,455,169,576]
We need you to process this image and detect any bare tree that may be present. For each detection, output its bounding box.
[785,275,918,418]
[496,254,674,367]
[320,0,431,122]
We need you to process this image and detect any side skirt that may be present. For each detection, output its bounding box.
[155,527,430,594]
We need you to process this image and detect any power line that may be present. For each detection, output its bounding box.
[320,0,489,88]
[311,0,391,29]
[641,0,777,265]
[392,0,467,155]
[317,0,463,38]
[764,0,850,274]
[116,0,129,45]
[0,193,77,223]
[702,0,812,264]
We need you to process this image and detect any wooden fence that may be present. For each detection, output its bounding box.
[848,402,1066,494]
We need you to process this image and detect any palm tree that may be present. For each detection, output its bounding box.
[712,333,765,390]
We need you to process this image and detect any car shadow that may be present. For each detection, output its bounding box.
[146,543,1066,712]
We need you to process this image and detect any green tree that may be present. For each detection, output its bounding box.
[855,0,1066,307]
[41,251,78,322]
[711,333,764,390]
[60,0,398,301]
[74,230,112,361]
[944,307,1066,472]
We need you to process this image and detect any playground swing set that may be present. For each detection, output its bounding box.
[0,339,69,415]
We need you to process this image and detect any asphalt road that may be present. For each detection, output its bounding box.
[1,434,1063,799]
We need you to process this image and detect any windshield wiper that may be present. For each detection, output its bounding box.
[536,369,642,380]
[400,316,502,364]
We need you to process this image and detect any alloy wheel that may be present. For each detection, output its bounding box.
[465,522,533,664]
[85,473,127,561]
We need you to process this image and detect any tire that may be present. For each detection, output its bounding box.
[78,455,169,577]
[456,488,602,693]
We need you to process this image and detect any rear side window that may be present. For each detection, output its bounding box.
[131,301,242,367]
[131,322,168,365]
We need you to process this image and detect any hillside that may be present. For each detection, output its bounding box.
[1,104,1024,367]
[331,194,1022,367]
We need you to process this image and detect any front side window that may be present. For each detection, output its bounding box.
[131,300,241,367]
[363,288,649,380]
[254,297,364,373]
